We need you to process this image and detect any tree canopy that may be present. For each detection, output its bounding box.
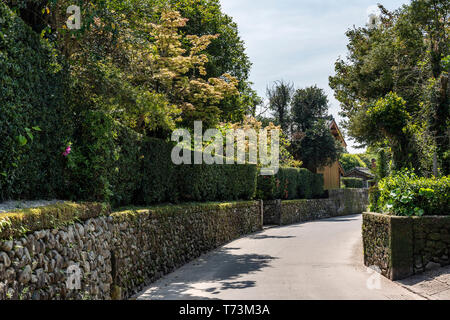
[6,0,259,137]
[330,0,449,175]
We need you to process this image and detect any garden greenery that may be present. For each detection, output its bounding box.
[342,178,365,189]
[256,168,324,201]
[369,170,450,216]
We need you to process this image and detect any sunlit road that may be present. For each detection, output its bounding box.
[136,215,421,300]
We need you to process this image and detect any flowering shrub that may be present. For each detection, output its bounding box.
[370,170,450,216]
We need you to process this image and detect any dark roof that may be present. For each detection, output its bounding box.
[344,167,375,179]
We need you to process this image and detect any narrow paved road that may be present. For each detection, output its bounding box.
[136,215,422,300]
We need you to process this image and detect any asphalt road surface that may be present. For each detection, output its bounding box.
[136,214,422,300]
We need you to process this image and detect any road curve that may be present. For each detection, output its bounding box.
[136,215,422,300]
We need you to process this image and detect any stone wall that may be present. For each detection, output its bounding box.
[262,200,281,225]
[0,201,262,300]
[263,189,369,226]
[362,212,450,280]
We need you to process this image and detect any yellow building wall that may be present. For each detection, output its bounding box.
[318,161,341,190]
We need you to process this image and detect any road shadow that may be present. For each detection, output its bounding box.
[248,234,295,240]
[138,247,277,300]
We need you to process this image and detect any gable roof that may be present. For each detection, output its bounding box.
[344,167,375,179]
[328,119,347,148]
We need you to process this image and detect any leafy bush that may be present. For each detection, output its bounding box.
[311,173,325,198]
[177,164,257,203]
[0,3,73,201]
[342,177,365,189]
[373,171,450,216]
[275,168,301,200]
[256,175,276,200]
[63,112,257,206]
[256,167,324,200]
[139,138,179,204]
[368,185,381,212]
[340,154,367,173]
[297,168,314,199]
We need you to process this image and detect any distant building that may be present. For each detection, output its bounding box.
[344,167,375,188]
[317,120,346,190]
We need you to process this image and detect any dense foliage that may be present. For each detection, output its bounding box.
[62,112,258,207]
[7,0,256,136]
[341,178,365,189]
[0,2,73,201]
[340,154,367,173]
[0,2,263,205]
[369,171,450,216]
[263,82,343,172]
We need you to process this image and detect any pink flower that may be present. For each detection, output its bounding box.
[62,145,72,157]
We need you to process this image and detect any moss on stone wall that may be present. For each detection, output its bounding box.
[0,202,110,240]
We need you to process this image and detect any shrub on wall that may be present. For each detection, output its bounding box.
[297,168,314,199]
[0,3,73,201]
[275,167,301,200]
[311,173,325,198]
[342,177,365,189]
[63,112,257,206]
[256,175,276,200]
[173,162,257,203]
[375,171,450,216]
[368,185,381,212]
[139,138,179,204]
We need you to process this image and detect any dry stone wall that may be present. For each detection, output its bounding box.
[0,202,262,300]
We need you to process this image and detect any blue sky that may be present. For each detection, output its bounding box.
[220,0,410,153]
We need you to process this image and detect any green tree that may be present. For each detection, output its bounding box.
[340,154,367,173]
[329,1,449,173]
[291,85,331,131]
[6,0,257,134]
[266,80,294,133]
[144,0,260,122]
[291,120,343,172]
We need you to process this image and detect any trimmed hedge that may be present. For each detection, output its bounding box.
[63,111,257,206]
[371,171,450,216]
[0,202,110,240]
[0,3,73,201]
[256,167,324,200]
[342,177,365,189]
[311,173,325,198]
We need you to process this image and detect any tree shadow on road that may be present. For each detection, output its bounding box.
[137,247,278,300]
[248,234,295,240]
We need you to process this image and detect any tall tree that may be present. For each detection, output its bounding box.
[291,85,331,131]
[266,80,294,133]
[291,120,343,173]
[329,1,449,174]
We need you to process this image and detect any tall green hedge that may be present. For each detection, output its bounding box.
[256,167,324,200]
[0,3,73,201]
[63,111,257,206]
